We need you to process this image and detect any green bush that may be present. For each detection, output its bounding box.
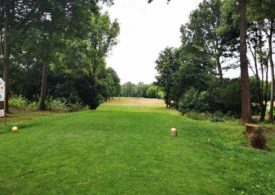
[146,85,161,98]
[184,111,210,120]
[67,101,86,112]
[27,102,39,111]
[9,96,28,110]
[207,78,241,115]
[157,90,165,99]
[76,77,101,110]
[47,98,68,112]
[178,88,209,113]
[48,98,88,112]
[210,111,225,122]
[10,95,91,112]
[177,79,241,117]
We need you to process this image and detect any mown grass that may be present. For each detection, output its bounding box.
[0,98,274,194]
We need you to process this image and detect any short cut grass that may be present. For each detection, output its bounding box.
[0,98,274,194]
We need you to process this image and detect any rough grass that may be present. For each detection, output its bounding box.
[0,98,274,194]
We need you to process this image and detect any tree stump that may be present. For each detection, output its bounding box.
[245,123,259,140]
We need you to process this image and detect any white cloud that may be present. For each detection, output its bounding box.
[104,0,203,84]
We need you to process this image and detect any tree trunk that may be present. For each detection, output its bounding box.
[263,62,269,121]
[2,0,14,113]
[216,55,223,82]
[39,63,49,110]
[259,30,267,121]
[3,26,10,113]
[259,36,268,121]
[249,38,264,121]
[261,62,268,121]
[239,0,251,122]
[254,51,264,122]
[268,20,274,121]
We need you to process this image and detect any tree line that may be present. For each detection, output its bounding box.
[151,0,274,122]
[120,82,163,98]
[0,0,120,112]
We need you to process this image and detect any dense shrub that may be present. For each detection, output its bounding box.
[9,96,84,112]
[207,79,241,116]
[209,111,225,122]
[47,98,68,112]
[76,77,101,110]
[178,88,209,113]
[146,85,161,98]
[66,102,87,112]
[9,96,28,110]
[9,62,120,111]
[184,111,211,120]
[178,79,241,117]
[27,102,39,111]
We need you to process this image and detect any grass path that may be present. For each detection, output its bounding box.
[0,98,274,194]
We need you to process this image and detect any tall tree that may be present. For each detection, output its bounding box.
[79,13,119,109]
[247,22,269,121]
[1,0,14,113]
[0,0,115,111]
[187,0,225,81]
[155,47,180,108]
[0,0,38,112]
[36,0,91,110]
[247,0,275,121]
[239,0,251,122]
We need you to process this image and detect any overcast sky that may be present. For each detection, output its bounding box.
[103,0,203,84]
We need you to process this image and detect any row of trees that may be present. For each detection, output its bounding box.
[0,0,120,111]
[120,82,163,98]
[153,0,274,122]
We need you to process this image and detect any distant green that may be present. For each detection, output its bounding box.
[0,98,274,194]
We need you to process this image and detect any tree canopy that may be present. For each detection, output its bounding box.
[153,0,275,121]
[0,0,120,111]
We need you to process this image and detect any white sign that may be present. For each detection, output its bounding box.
[0,110,4,117]
[0,78,5,101]
[0,78,5,117]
